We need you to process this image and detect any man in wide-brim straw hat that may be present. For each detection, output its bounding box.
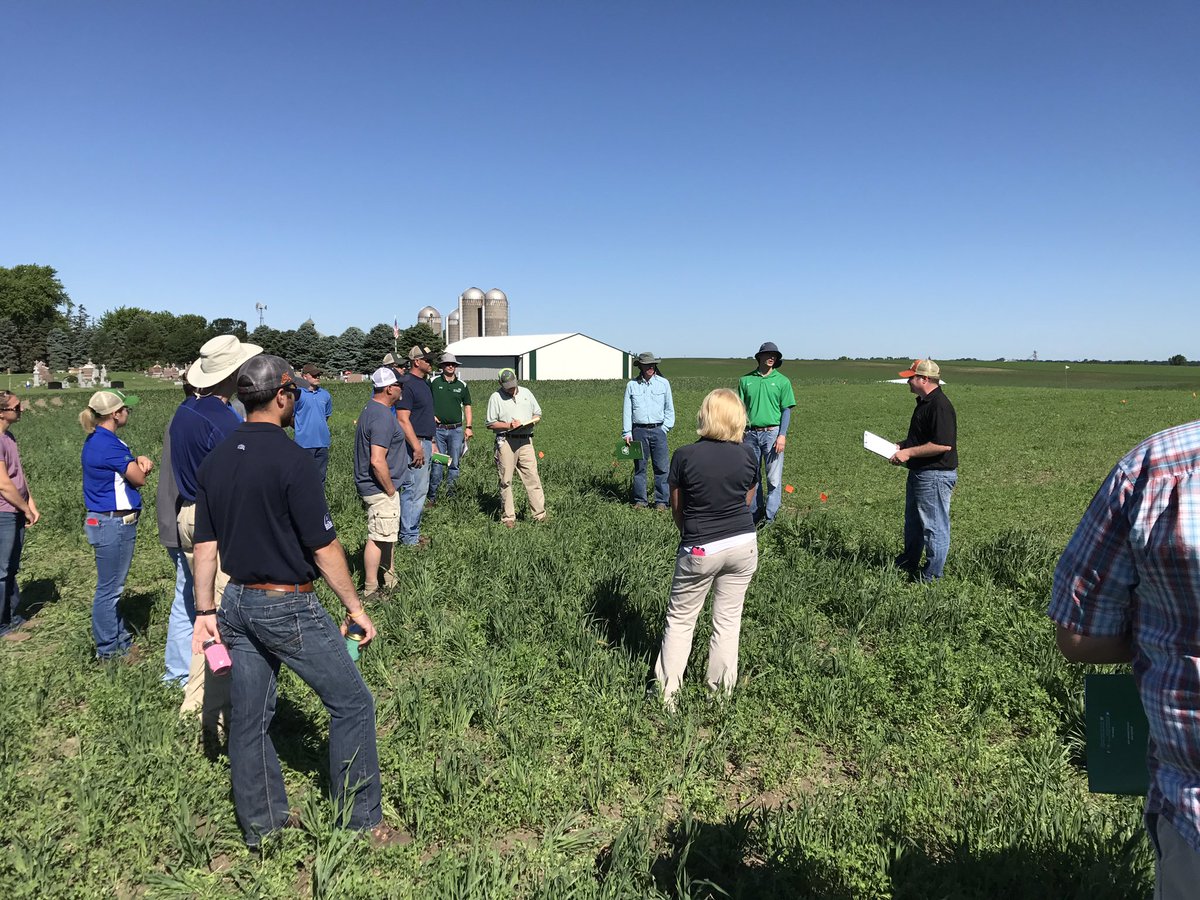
[622,351,675,510]
[170,334,262,739]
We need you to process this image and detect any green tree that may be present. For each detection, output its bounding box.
[164,314,209,365]
[68,305,95,365]
[362,323,397,372]
[330,327,365,374]
[46,328,72,370]
[0,264,69,370]
[398,322,445,358]
[0,316,19,372]
[1169,354,1187,366]
[208,318,248,341]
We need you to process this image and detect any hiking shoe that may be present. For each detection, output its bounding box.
[655,503,669,512]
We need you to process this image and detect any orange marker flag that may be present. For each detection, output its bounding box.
[819,492,828,502]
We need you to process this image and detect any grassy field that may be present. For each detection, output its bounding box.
[2,361,1199,897]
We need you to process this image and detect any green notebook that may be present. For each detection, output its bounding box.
[1085,673,1149,796]
[614,440,643,461]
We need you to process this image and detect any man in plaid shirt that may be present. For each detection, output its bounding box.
[1049,419,1200,897]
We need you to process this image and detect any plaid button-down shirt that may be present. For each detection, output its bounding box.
[1049,419,1200,851]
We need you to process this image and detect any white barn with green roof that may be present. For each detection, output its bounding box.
[443,333,632,382]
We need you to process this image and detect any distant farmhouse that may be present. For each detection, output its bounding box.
[415,288,630,381]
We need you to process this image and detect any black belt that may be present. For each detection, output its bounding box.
[747,425,780,431]
[439,423,462,429]
[232,579,315,593]
[89,510,140,517]
[633,422,662,428]
[418,436,434,440]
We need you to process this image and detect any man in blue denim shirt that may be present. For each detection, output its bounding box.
[622,352,675,510]
[190,355,394,848]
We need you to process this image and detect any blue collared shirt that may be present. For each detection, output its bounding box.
[623,374,675,437]
[294,385,332,449]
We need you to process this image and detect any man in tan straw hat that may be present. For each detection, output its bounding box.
[168,334,262,737]
[889,359,957,581]
[622,351,675,510]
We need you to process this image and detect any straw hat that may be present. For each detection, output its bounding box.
[187,335,263,388]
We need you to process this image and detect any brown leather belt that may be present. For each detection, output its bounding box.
[234,580,314,593]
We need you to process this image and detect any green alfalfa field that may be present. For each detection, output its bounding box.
[2,358,1199,898]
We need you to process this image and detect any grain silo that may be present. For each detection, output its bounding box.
[417,305,442,334]
[460,287,485,339]
[484,288,509,336]
[446,309,461,343]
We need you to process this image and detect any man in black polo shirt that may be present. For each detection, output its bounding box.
[189,355,389,847]
[396,345,437,548]
[889,359,958,581]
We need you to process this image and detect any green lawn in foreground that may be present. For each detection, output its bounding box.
[2,372,1188,897]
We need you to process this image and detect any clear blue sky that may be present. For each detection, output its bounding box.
[3,2,1196,360]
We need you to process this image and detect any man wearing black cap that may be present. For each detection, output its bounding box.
[737,342,796,526]
[190,354,387,847]
[396,345,437,547]
[295,363,333,486]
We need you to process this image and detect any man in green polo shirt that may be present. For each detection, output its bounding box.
[428,353,473,504]
[737,341,796,526]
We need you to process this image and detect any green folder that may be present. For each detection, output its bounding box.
[430,451,451,466]
[614,440,643,461]
[1085,673,1149,796]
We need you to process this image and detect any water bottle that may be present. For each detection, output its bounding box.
[203,639,232,675]
[345,622,367,662]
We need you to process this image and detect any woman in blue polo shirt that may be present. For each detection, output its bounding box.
[80,390,153,660]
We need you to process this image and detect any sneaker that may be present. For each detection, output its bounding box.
[633,502,648,509]
[362,588,379,600]
[655,503,669,511]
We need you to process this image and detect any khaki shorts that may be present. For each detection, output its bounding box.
[361,491,399,542]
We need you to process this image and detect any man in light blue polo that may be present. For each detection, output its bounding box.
[621,352,675,510]
[737,341,795,526]
[294,363,333,486]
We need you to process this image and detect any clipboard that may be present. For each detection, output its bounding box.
[1085,673,1149,795]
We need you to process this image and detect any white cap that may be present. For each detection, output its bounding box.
[371,367,399,388]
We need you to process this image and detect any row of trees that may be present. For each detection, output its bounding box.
[0,265,444,374]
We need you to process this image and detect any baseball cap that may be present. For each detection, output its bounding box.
[371,366,400,388]
[898,359,941,379]
[408,344,436,363]
[301,363,323,377]
[237,355,304,396]
[89,389,140,416]
[498,368,518,388]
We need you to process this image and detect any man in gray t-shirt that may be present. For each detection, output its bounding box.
[353,368,408,595]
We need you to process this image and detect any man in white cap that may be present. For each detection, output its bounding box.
[168,334,262,734]
[486,368,546,527]
[889,359,957,581]
[427,352,473,504]
[353,367,407,595]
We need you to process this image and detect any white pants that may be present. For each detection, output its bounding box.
[654,540,758,707]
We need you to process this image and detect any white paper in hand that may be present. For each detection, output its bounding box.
[864,431,899,460]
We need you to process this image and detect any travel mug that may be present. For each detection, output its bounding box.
[203,639,232,675]
[345,622,366,662]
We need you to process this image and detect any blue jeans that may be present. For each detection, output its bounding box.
[897,469,957,581]
[400,438,433,545]
[163,547,195,684]
[631,425,669,505]
[429,426,465,501]
[85,512,138,658]
[0,512,25,635]
[218,585,382,845]
[743,428,783,523]
[305,447,329,486]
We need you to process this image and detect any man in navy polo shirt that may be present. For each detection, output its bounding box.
[396,345,437,548]
[169,334,262,732]
[294,363,333,486]
[190,354,389,848]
